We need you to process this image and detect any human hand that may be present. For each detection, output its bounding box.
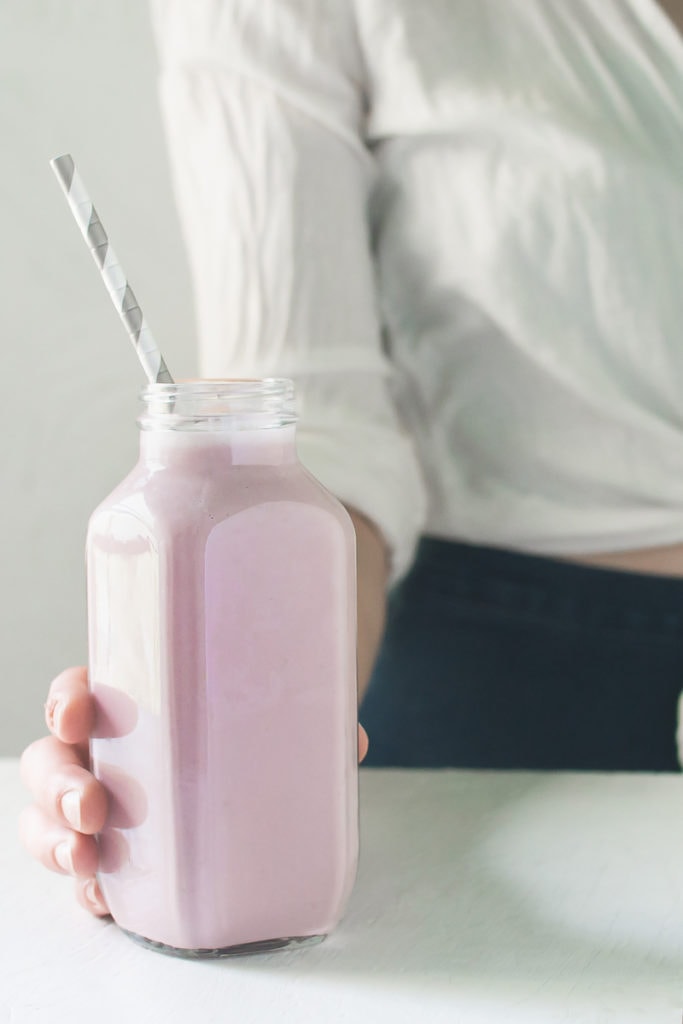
[19,667,110,915]
[358,722,369,761]
[20,666,369,918]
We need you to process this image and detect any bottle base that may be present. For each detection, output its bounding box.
[121,928,326,960]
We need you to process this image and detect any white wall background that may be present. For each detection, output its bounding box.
[1,3,195,754]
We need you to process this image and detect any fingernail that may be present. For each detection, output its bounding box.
[45,698,64,734]
[61,790,82,831]
[84,878,106,912]
[54,841,74,873]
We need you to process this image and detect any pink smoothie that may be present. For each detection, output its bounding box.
[87,421,358,953]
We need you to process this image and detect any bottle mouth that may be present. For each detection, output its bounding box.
[139,378,297,431]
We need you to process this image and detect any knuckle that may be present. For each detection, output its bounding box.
[19,738,48,783]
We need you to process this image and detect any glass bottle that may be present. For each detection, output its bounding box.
[87,379,358,956]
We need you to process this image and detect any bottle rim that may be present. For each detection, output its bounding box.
[140,378,294,403]
[139,378,297,431]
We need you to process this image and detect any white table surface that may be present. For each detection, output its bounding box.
[3,759,683,1024]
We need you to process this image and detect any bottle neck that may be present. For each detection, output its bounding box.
[140,423,298,468]
[137,379,299,468]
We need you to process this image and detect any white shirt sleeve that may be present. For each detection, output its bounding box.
[149,0,426,580]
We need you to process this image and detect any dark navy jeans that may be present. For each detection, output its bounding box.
[359,538,683,770]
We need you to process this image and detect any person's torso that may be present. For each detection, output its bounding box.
[362,0,683,553]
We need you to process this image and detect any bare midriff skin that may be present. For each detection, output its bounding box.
[351,514,683,703]
[566,543,683,579]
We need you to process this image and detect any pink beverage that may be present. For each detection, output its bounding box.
[86,379,359,956]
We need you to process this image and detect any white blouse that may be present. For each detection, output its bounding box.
[150,0,683,580]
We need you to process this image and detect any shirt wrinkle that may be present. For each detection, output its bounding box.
[151,0,683,577]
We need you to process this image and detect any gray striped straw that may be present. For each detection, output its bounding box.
[50,154,174,385]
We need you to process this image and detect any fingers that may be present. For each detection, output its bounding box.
[74,876,110,917]
[18,803,110,916]
[45,666,94,748]
[20,735,108,835]
[18,666,109,918]
[18,803,100,877]
[358,723,369,763]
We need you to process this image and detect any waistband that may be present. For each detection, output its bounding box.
[405,537,683,639]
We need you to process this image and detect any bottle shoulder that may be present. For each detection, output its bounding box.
[87,459,353,539]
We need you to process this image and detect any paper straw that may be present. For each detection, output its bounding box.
[50,154,174,385]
